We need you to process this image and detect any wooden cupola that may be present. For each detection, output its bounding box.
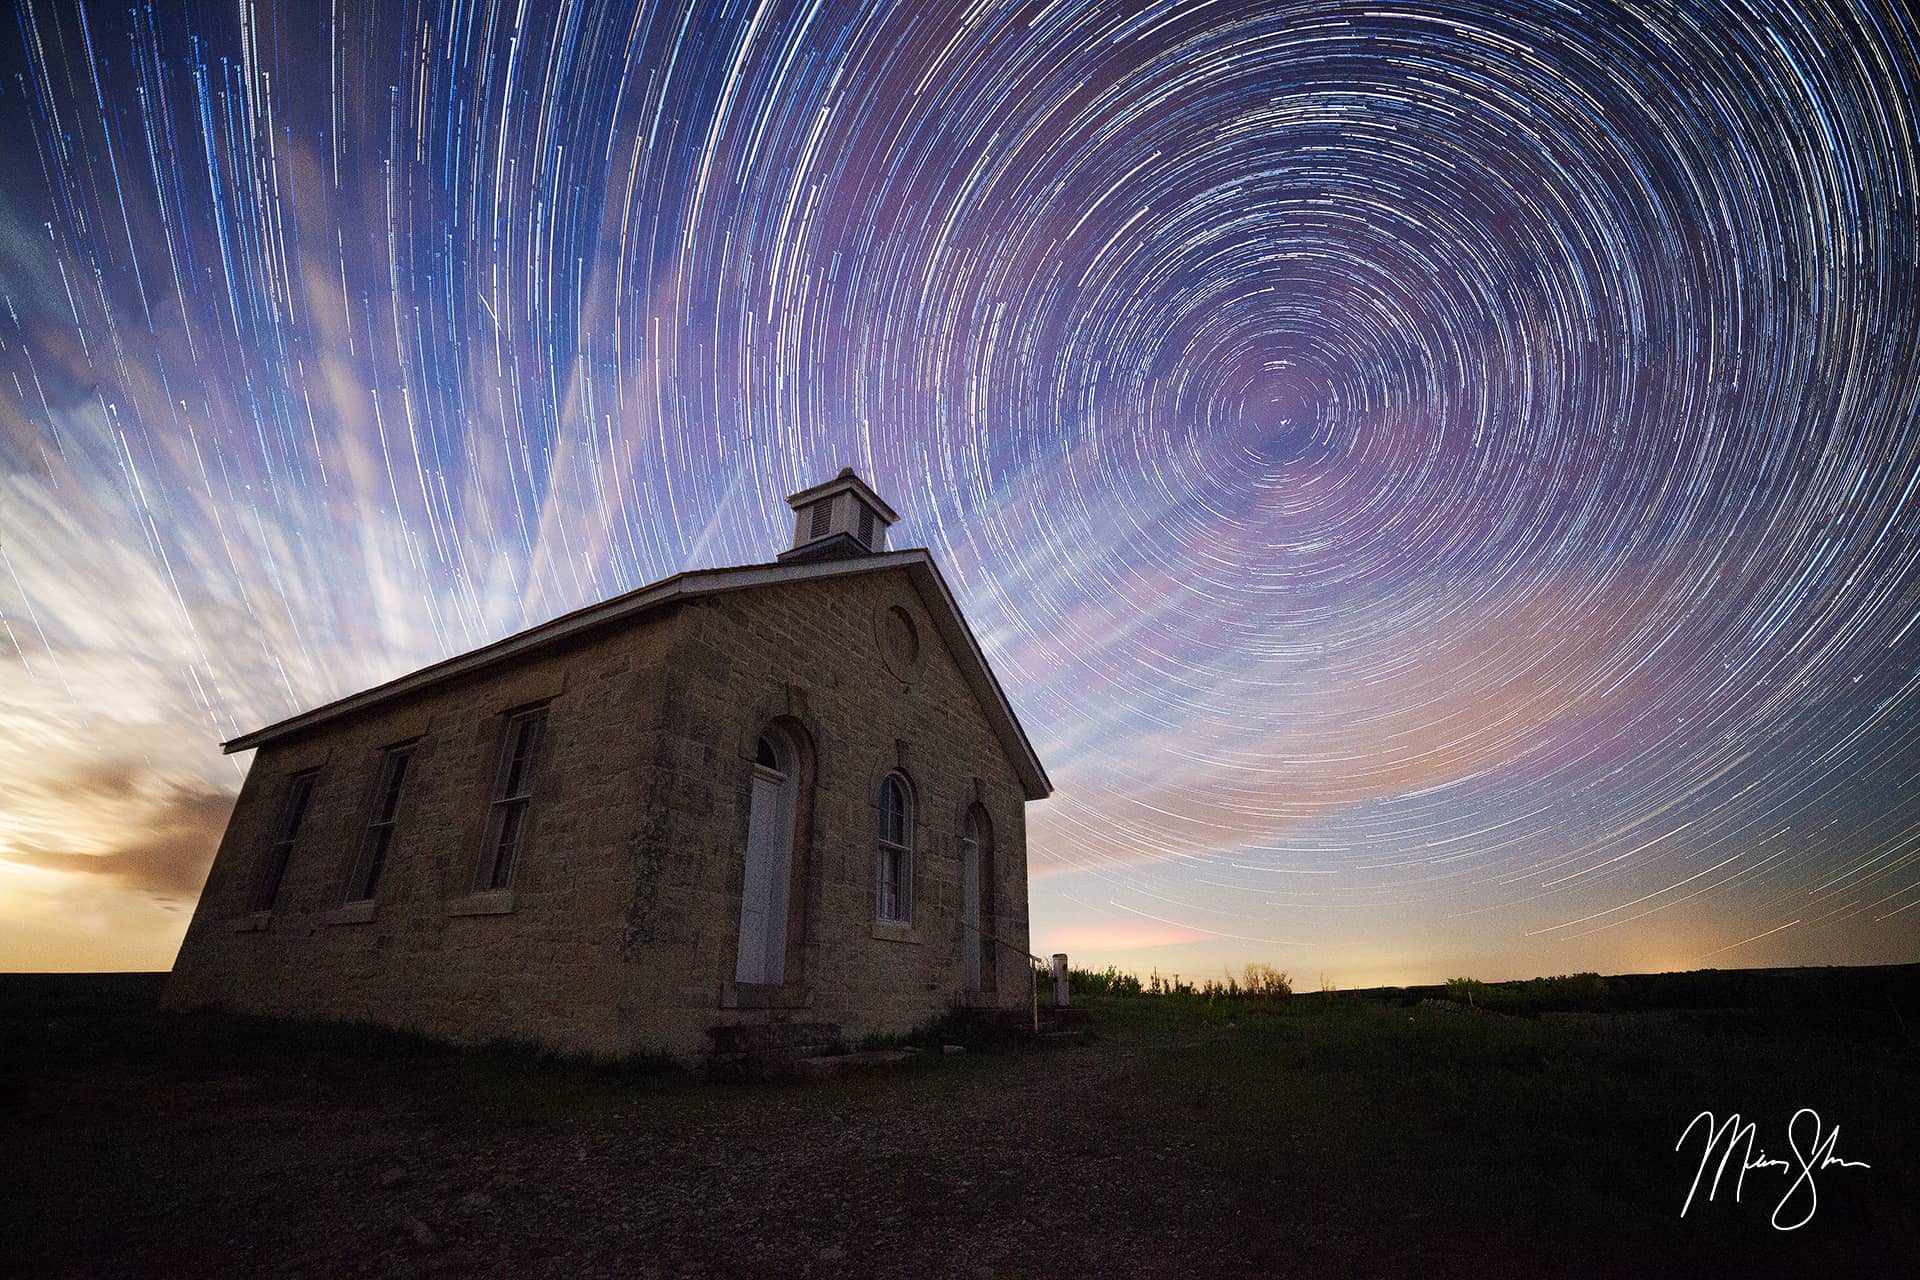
[778,467,900,563]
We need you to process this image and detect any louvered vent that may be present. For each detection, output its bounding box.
[780,467,898,562]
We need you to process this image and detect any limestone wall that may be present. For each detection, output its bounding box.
[164,611,677,1056]
[621,568,1033,1053]
[166,564,1035,1058]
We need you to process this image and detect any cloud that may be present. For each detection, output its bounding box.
[2,781,233,904]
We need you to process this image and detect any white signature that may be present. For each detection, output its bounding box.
[1675,1108,1872,1230]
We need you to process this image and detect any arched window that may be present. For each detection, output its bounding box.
[736,730,800,984]
[876,773,912,923]
[962,805,996,993]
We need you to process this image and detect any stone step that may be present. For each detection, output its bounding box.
[704,1020,842,1057]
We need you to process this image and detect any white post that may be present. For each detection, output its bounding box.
[1052,953,1070,1008]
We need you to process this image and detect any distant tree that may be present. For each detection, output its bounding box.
[1243,964,1292,999]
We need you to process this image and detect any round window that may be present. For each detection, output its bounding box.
[879,605,921,678]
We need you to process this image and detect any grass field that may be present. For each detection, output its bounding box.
[2,968,1915,1277]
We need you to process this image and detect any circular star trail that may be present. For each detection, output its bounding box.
[1,0,1917,976]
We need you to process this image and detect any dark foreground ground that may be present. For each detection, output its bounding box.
[3,969,1916,1277]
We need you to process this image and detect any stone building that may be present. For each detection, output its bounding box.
[165,470,1050,1060]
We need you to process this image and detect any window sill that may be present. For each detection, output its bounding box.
[871,920,921,945]
[447,890,515,917]
[326,899,377,925]
[230,911,273,933]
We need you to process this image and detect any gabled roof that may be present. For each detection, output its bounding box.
[223,550,1052,800]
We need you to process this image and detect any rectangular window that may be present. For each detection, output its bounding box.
[809,499,831,538]
[475,710,545,892]
[857,504,875,546]
[250,770,318,913]
[345,746,413,902]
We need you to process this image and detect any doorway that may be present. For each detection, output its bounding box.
[736,730,799,985]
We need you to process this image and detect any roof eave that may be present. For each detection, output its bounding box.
[901,558,1053,801]
[783,473,902,524]
[224,553,924,754]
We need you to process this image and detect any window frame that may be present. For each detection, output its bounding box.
[876,772,913,923]
[964,805,997,992]
[344,743,415,903]
[474,708,546,893]
[250,769,319,913]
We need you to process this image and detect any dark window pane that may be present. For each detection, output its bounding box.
[478,715,543,892]
[360,825,394,898]
[880,776,908,847]
[809,501,830,538]
[503,734,529,796]
[878,848,897,919]
[255,771,319,912]
[253,846,291,912]
[491,803,526,889]
[378,752,410,821]
[500,714,543,799]
[756,737,776,769]
[283,773,316,840]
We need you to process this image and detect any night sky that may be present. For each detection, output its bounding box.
[2,0,1917,984]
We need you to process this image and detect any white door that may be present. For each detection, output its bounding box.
[736,763,792,984]
[963,831,981,992]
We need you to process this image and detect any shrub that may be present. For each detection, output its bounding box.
[1242,964,1293,999]
[1047,962,1299,1005]
[1069,965,1143,998]
[1146,969,1197,997]
[1445,973,1609,1013]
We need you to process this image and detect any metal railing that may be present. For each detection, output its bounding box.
[963,921,1059,1034]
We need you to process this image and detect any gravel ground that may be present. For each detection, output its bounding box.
[5,976,1913,1277]
[4,1017,1504,1278]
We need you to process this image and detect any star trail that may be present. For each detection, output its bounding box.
[1,0,1917,981]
